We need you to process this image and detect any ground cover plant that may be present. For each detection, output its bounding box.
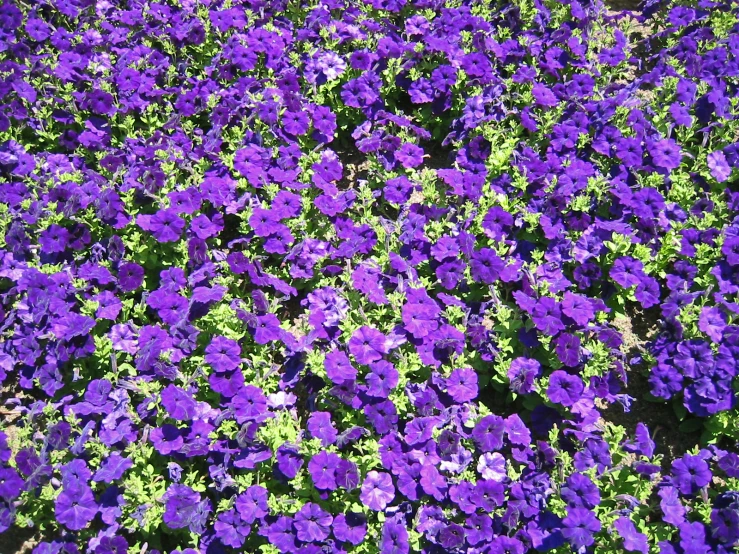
[0,0,738,552]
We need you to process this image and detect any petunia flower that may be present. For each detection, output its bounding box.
[360,471,395,510]
[294,502,332,542]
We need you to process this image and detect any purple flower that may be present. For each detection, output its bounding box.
[360,471,395,511]
[472,415,505,452]
[470,248,504,284]
[699,306,726,342]
[648,138,682,172]
[366,361,399,398]
[420,464,447,501]
[253,313,282,344]
[333,512,367,545]
[162,484,210,533]
[0,468,23,501]
[508,357,540,394]
[610,257,644,288]
[547,371,584,407]
[381,519,409,554]
[308,451,341,491]
[562,507,601,549]
[324,350,357,384]
[614,517,648,554]
[471,479,504,511]
[307,412,338,446]
[446,368,478,402]
[231,385,268,424]
[671,454,711,496]
[294,502,332,542]
[275,444,303,479]
[137,209,185,243]
[555,333,581,367]
[92,453,133,483]
[348,326,388,364]
[561,473,600,509]
[205,336,242,372]
[531,297,565,336]
[504,414,531,446]
[117,262,145,292]
[55,485,98,531]
[234,485,268,524]
[708,150,732,182]
[160,384,197,421]
[561,292,595,326]
[150,425,183,455]
[214,509,250,548]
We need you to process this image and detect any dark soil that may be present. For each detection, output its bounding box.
[0,524,37,554]
[603,309,701,465]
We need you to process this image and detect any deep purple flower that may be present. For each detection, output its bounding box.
[55,485,98,531]
[117,262,145,292]
[234,485,268,524]
[699,306,726,342]
[562,292,595,326]
[472,415,505,452]
[610,257,644,288]
[562,507,601,549]
[649,138,682,172]
[366,360,399,398]
[561,473,600,509]
[708,150,731,182]
[547,371,583,407]
[307,412,338,446]
[531,297,565,336]
[160,384,197,421]
[671,454,711,495]
[205,336,242,372]
[137,209,185,243]
[381,519,409,554]
[508,357,540,394]
[555,333,581,367]
[333,512,367,545]
[324,349,357,384]
[0,468,23,501]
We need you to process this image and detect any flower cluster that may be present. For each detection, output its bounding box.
[0,0,738,553]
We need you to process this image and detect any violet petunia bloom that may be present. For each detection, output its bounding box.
[446,368,478,402]
[531,297,565,336]
[648,138,682,172]
[348,326,388,364]
[381,519,409,554]
[671,454,712,496]
[307,412,338,446]
[708,150,732,182]
[294,502,332,542]
[333,512,367,545]
[508,357,540,394]
[547,371,584,407]
[613,517,649,554]
[562,507,601,549]
[360,470,395,511]
[55,485,98,531]
[472,415,505,452]
[137,209,185,243]
[205,336,242,372]
[308,451,341,491]
[160,384,197,421]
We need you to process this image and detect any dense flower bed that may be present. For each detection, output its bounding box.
[0,0,738,552]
